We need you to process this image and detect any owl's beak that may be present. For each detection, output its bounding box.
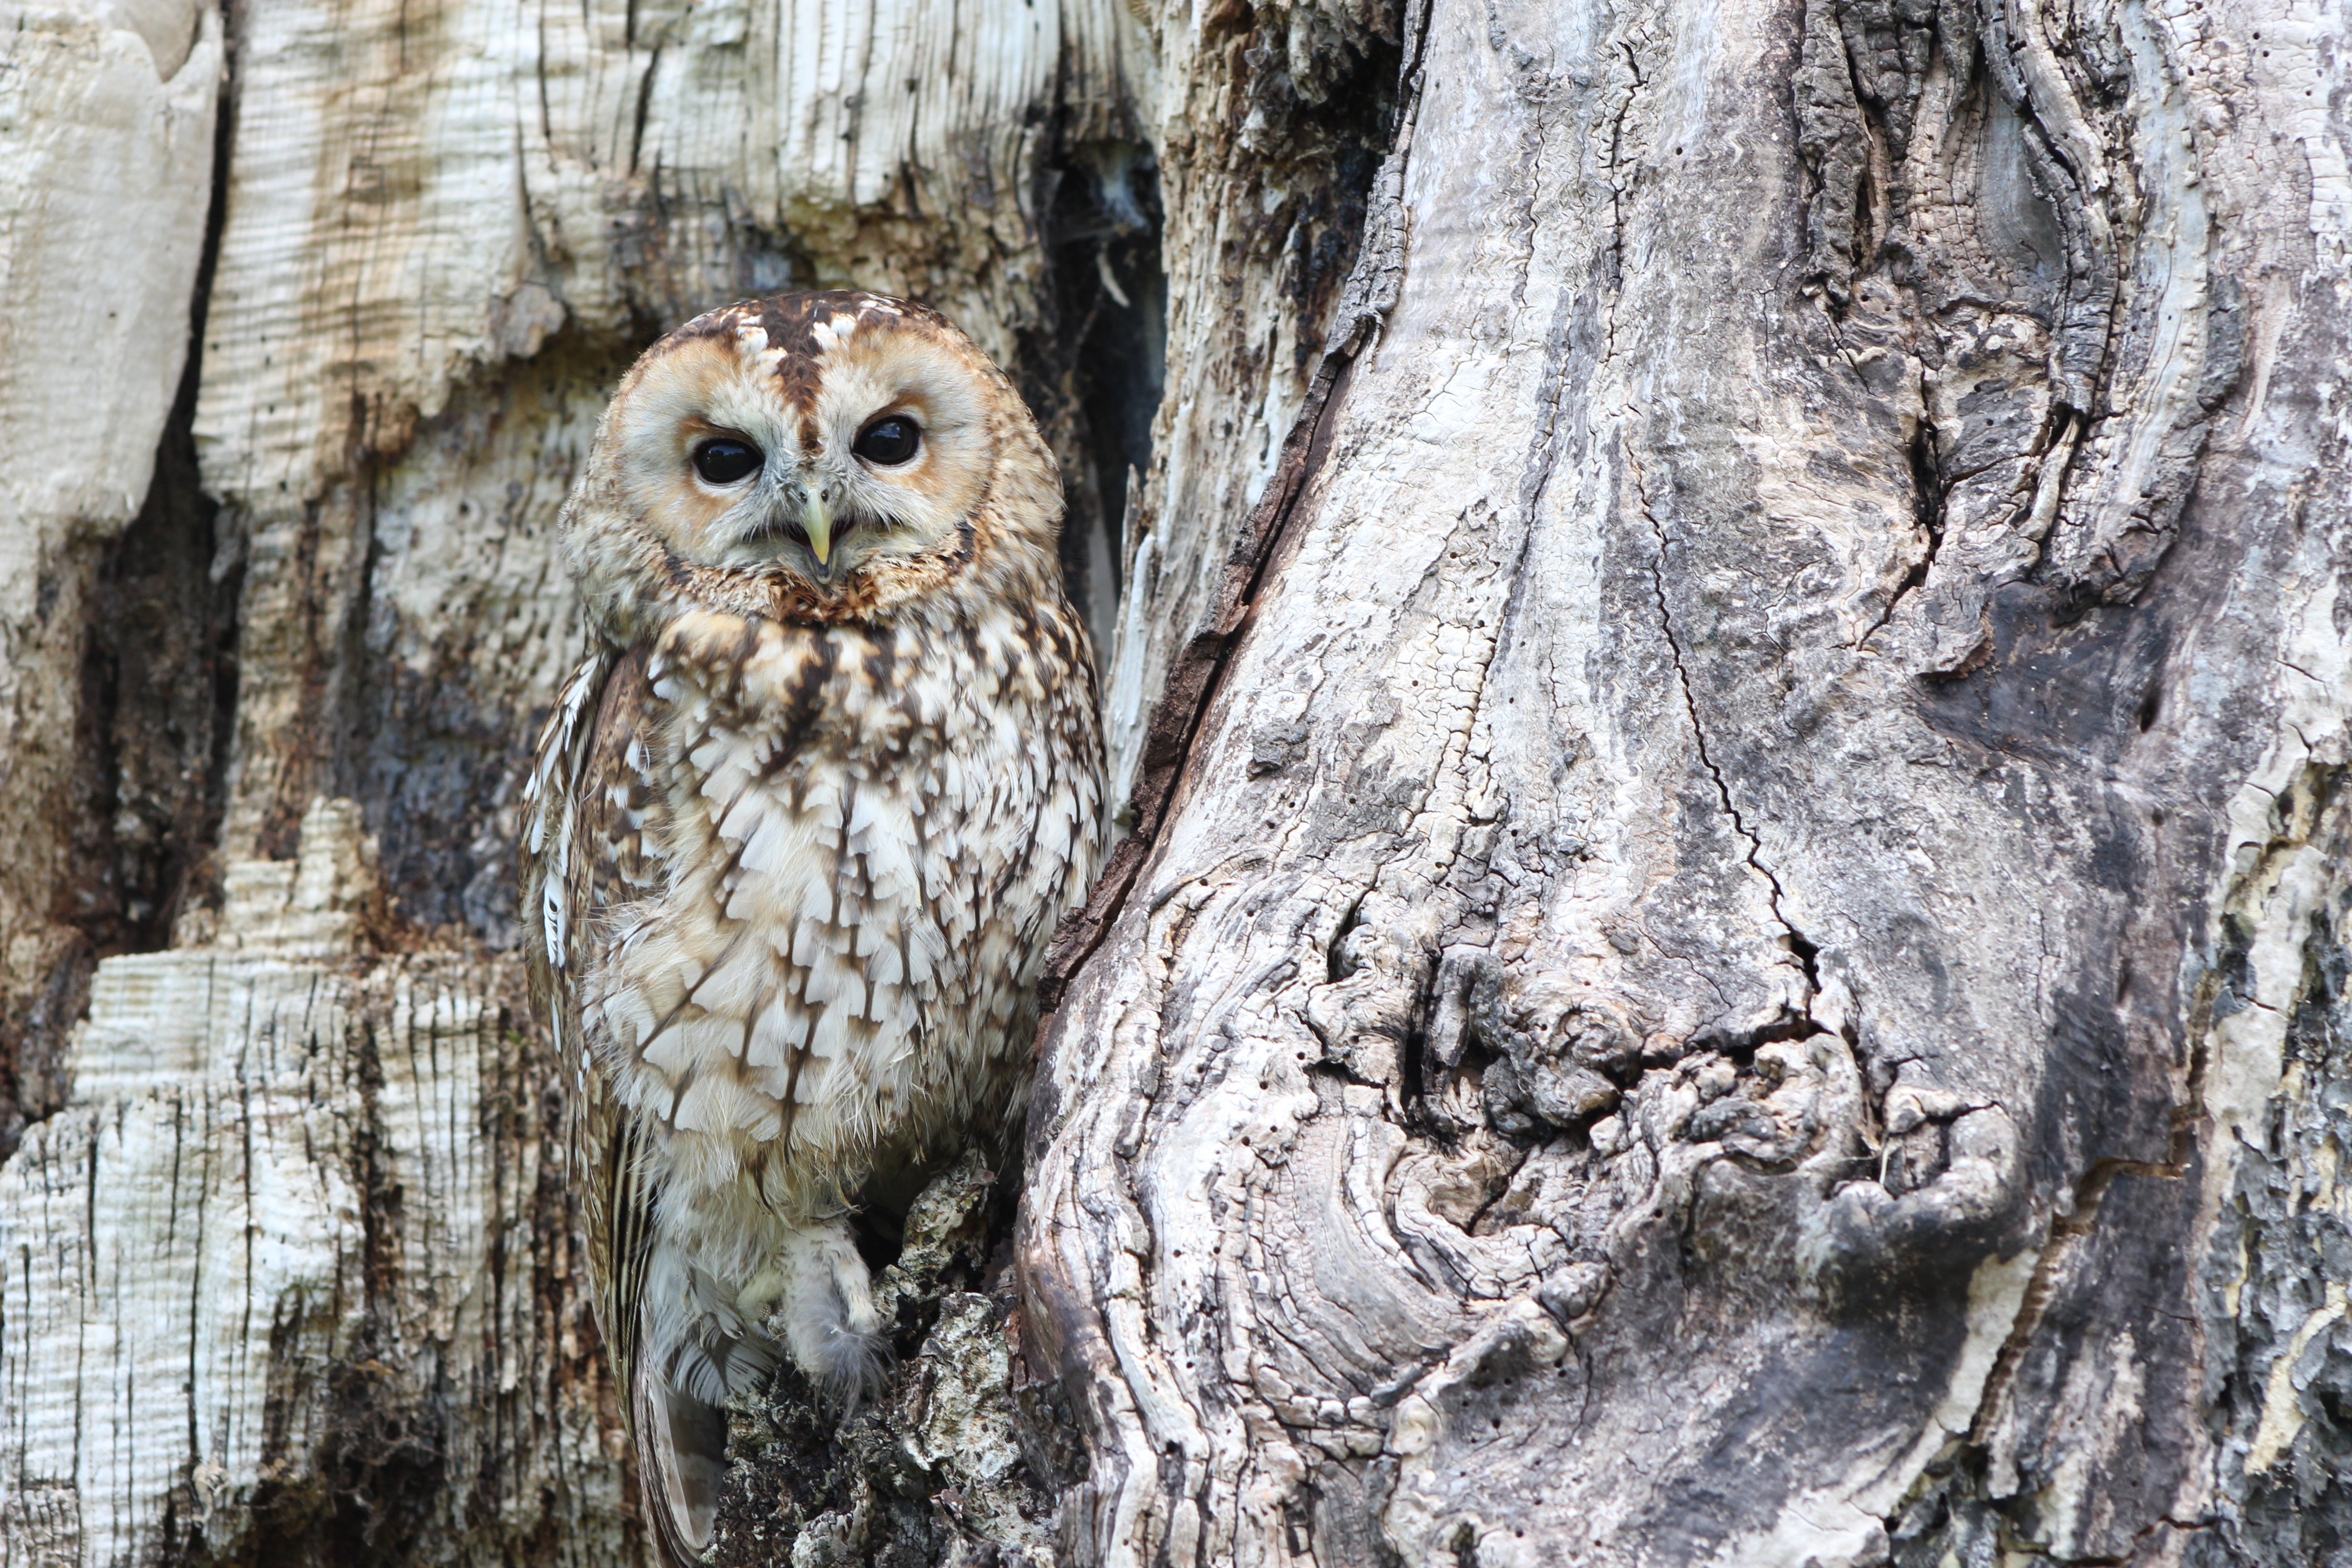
[802,493,835,575]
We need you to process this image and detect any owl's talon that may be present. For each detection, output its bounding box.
[767,1219,894,1414]
[820,1323,895,1416]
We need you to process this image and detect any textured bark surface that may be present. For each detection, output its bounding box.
[2,803,620,1566]
[1026,0,2352,1564]
[0,0,223,1158]
[1,0,2348,1562]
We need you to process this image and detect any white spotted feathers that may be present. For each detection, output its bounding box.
[521,291,1103,1566]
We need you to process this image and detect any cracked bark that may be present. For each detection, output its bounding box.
[2,0,2349,1564]
[1025,2,2352,1565]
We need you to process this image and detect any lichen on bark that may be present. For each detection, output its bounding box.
[711,1152,1075,1568]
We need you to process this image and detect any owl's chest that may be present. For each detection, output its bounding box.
[568,605,1098,1160]
[647,615,1070,956]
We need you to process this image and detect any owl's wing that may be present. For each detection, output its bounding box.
[530,647,756,1566]
[521,644,666,1431]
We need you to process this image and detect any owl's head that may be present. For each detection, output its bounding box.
[566,291,1063,633]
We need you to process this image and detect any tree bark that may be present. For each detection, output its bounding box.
[0,0,1164,1558]
[1028,1,2352,1563]
[0,0,2347,1565]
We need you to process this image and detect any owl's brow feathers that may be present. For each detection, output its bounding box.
[661,289,956,445]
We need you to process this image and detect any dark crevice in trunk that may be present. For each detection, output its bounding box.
[1030,139,1170,662]
[74,375,244,958]
[316,1014,445,1566]
[1032,8,1414,1020]
[0,7,243,1164]
[1860,416,1950,647]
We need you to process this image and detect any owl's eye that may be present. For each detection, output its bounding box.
[853,416,921,466]
[691,438,762,485]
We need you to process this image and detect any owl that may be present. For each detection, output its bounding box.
[520,290,1104,1565]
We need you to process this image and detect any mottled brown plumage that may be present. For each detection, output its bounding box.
[520,291,1103,1565]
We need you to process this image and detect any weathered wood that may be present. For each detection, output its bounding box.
[2,801,622,1565]
[0,0,222,1155]
[1024,0,2352,1563]
[1096,0,1404,808]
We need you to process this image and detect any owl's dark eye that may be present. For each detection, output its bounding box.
[691,438,762,485]
[853,416,921,466]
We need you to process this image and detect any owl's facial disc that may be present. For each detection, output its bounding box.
[737,341,993,590]
[611,302,1000,596]
[729,410,933,582]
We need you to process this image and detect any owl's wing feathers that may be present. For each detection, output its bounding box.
[530,643,779,1566]
[525,647,661,1384]
[521,649,691,1554]
[522,648,609,997]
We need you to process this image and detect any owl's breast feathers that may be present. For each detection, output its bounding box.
[525,588,1102,1259]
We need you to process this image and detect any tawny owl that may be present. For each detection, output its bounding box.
[520,290,1104,1564]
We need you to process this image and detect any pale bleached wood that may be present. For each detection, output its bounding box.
[3,802,621,1566]
[1,0,1153,1556]
[0,0,221,1150]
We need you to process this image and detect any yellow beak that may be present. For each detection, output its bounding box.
[803,493,834,571]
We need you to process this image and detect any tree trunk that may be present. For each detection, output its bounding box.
[1027,0,2352,1563]
[0,0,1164,1558]
[1,0,2346,1565]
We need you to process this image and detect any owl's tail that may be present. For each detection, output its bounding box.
[630,1223,889,1565]
[631,1352,734,1568]
[632,1243,773,1567]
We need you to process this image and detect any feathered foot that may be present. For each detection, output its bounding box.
[769,1219,892,1412]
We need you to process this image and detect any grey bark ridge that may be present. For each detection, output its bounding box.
[1023,0,2352,1563]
